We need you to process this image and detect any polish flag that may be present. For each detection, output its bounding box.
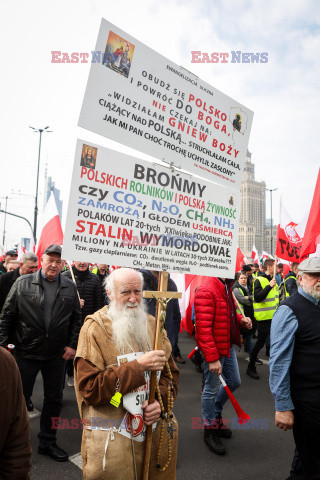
[36,192,63,264]
[275,198,307,262]
[17,242,26,261]
[300,169,320,259]
[251,245,260,265]
[262,251,274,261]
[172,273,209,336]
[183,274,209,335]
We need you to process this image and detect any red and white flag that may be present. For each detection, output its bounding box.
[262,251,274,260]
[17,230,35,261]
[251,244,260,265]
[276,198,307,262]
[300,169,320,259]
[36,193,63,264]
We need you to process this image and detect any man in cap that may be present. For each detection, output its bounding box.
[0,244,82,462]
[0,249,18,274]
[270,257,320,480]
[74,267,179,479]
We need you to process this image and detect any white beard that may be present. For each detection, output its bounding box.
[108,301,150,352]
[303,282,320,300]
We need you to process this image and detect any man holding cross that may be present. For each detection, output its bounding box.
[74,267,179,479]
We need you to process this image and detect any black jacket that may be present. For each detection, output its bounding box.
[0,261,7,275]
[0,267,20,312]
[63,267,105,322]
[253,273,273,303]
[284,271,297,296]
[0,270,82,360]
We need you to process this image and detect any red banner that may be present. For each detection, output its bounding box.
[276,199,306,262]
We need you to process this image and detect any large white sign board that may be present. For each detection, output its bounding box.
[62,140,240,278]
[78,19,253,190]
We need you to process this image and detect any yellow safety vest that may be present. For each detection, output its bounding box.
[92,267,98,274]
[253,276,279,321]
[234,288,245,316]
[284,275,296,297]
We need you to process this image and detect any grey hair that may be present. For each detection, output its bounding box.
[21,252,38,263]
[104,268,144,295]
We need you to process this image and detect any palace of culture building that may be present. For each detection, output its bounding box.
[238,150,266,258]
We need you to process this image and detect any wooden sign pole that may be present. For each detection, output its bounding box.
[141,271,182,480]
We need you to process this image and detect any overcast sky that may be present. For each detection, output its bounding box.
[1,0,319,250]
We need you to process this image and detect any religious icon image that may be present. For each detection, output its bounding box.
[103,30,135,78]
[80,144,97,170]
[233,114,242,132]
[229,107,248,146]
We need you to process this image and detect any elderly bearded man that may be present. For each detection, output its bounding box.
[74,268,179,480]
[270,257,320,480]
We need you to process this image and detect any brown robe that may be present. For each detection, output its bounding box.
[74,306,179,480]
[0,347,31,479]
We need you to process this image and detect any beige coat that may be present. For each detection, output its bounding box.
[74,307,178,480]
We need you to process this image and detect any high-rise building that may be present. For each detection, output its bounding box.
[239,150,266,257]
[43,171,63,221]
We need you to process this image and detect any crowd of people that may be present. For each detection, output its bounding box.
[0,245,319,480]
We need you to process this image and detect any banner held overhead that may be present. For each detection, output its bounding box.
[62,140,241,278]
[78,19,254,190]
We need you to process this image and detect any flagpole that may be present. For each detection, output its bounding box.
[66,260,81,303]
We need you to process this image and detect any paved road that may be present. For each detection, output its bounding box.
[28,333,294,479]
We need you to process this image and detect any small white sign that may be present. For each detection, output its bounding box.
[117,352,159,443]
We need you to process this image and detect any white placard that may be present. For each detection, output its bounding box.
[78,19,253,190]
[62,139,240,278]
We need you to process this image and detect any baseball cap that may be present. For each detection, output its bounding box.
[6,249,18,256]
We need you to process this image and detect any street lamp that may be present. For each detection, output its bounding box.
[29,126,52,243]
[1,195,8,246]
[266,187,278,254]
[0,209,35,241]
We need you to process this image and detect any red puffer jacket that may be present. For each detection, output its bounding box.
[195,277,242,363]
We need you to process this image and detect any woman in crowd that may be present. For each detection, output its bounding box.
[232,271,261,363]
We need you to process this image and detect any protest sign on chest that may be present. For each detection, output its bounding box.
[62,139,240,278]
[116,352,160,443]
[78,19,253,191]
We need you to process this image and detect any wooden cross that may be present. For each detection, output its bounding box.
[142,270,182,480]
[167,422,177,440]
[143,271,182,351]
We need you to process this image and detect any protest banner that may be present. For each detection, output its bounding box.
[78,19,253,191]
[276,197,307,262]
[62,139,240,278]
